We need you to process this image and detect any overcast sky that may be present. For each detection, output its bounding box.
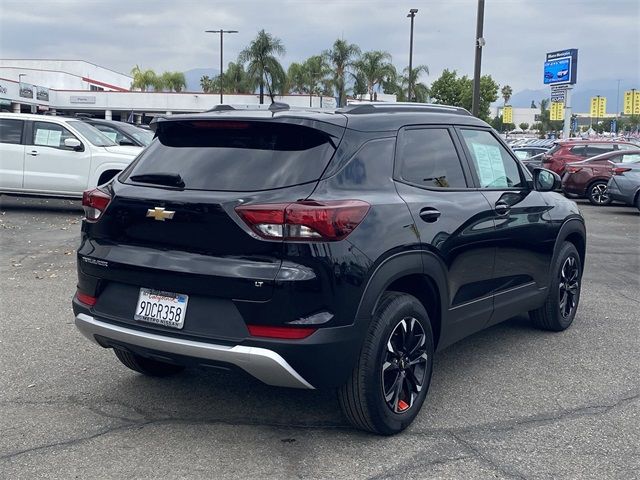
[1,0,638,92]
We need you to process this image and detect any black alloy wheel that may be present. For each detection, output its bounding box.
[382,317,428,414]
[558,256,579,319]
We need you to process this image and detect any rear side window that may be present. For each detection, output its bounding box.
[586,144,614,156]
[126,121,338,191]
[569,146,587,156]
[0,118,24,144]
[398,128,467,188]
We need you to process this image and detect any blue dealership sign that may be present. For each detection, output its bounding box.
[543,49,578,85]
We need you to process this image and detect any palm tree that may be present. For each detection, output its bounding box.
[160,71,186,92]
[302,55,331,107]
[353,51,396,101]
[130,65,159,91]
[287,62,307,94]
[501,85,513,106]
[405,65,429,102]
[238,30,286,104]
[223,62,251,93]
[324,39,360,107]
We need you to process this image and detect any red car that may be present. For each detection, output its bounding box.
[541,139,638,176]
[561,149,640,205]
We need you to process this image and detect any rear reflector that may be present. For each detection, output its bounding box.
[247,325,316,339]
[82,188,112,222]
[613,167,632,175]
[235,200,370,241]
[76,291,97,306]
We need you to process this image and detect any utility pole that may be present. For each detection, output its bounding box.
[407,9,418,102]
[471,0,485,117]
[205,29,238,104]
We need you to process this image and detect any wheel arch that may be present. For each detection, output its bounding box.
[553,218,586,272]
[354,250,448,349]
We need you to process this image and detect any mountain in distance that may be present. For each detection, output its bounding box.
[182,68,218,92]
[510,77,639,114]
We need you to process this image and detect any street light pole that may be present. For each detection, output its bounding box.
[407,9,418,102]
[205,29,238,104]
[471,0,485,117]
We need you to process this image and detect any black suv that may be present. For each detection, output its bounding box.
[73,103,586,435]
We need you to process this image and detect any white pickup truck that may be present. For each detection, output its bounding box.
[0,113,143,198]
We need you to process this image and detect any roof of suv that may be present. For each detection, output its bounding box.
[150,102,489,133]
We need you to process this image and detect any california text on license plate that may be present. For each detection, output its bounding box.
[134,288,189,329]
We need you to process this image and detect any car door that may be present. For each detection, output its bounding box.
[456,127,556,326]
[393,125,497,344]
[0,118,26,189]
[24,121,92,195]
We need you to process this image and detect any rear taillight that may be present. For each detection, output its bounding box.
[75,290,97,306]
[566,166,583,174]
[247,325,316,339]
[613,167,632,176]
[235,200,370,241]
[82,188,111,222]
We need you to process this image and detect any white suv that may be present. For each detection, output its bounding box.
[0,113,143,198]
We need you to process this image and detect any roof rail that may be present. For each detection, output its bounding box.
[268,101,290,112]
[336,102,472,116]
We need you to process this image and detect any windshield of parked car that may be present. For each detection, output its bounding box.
[119,123,154,146]
[68,121,117,147]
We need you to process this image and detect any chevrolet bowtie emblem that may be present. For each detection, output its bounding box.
[146,207,175,221]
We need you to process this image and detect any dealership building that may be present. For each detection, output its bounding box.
[0,59,346,122]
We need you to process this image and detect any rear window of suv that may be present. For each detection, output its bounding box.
[125,120,338,191]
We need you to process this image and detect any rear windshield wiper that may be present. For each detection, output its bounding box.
[130,173,185,189]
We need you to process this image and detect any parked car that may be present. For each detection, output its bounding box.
[521,153,545,174]
[0,113,142,198]
[607,161,640,211]
[541,139,638,176]
[562,150,640,205]
[80,118,154,147]
[72,102,586,435]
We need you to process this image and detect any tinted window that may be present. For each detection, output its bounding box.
[569,146,587,156]
[93,124,126,144]
[460,129,524,188]
[398,128,467,188]
[586,144,614,156]
[32,122,79,150]
[125,121,338,191]
[0,119,23,144]
[617,144,636,151]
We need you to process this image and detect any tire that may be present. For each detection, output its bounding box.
[113,348,185,377]
[587,181,611,206]
[530,242,582,331]
[636,193,640,212]
[338,292,434,435]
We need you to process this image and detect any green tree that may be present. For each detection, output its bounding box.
[519,122,529,131]
[430,70,498,121]
[302,55,331,106]
[353,50,396,101]
[382,65,429,103]
[200,75,216,93]
[238,29,286,104]
[160,71,186,92]
[130,65,160,91]
[223,62,252,93]
[324,39,361,107]
[501,84,513,106]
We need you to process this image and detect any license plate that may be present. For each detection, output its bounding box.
[134,288,189,329]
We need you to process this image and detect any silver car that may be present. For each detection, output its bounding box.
[607,156,640,211]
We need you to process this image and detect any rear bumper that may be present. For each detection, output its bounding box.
[75,313,314,389]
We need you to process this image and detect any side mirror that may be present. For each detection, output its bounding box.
[118,138,136,146]
[533,167,561,192]
[64,138,83,151]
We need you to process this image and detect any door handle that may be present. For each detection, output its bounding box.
[27,150,39,156]
[419,207,441,223]
[494,201,511,216]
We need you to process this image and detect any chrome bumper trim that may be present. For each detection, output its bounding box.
[75,313,314,389]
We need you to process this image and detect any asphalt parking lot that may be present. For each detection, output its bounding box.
[0,195,638,479]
